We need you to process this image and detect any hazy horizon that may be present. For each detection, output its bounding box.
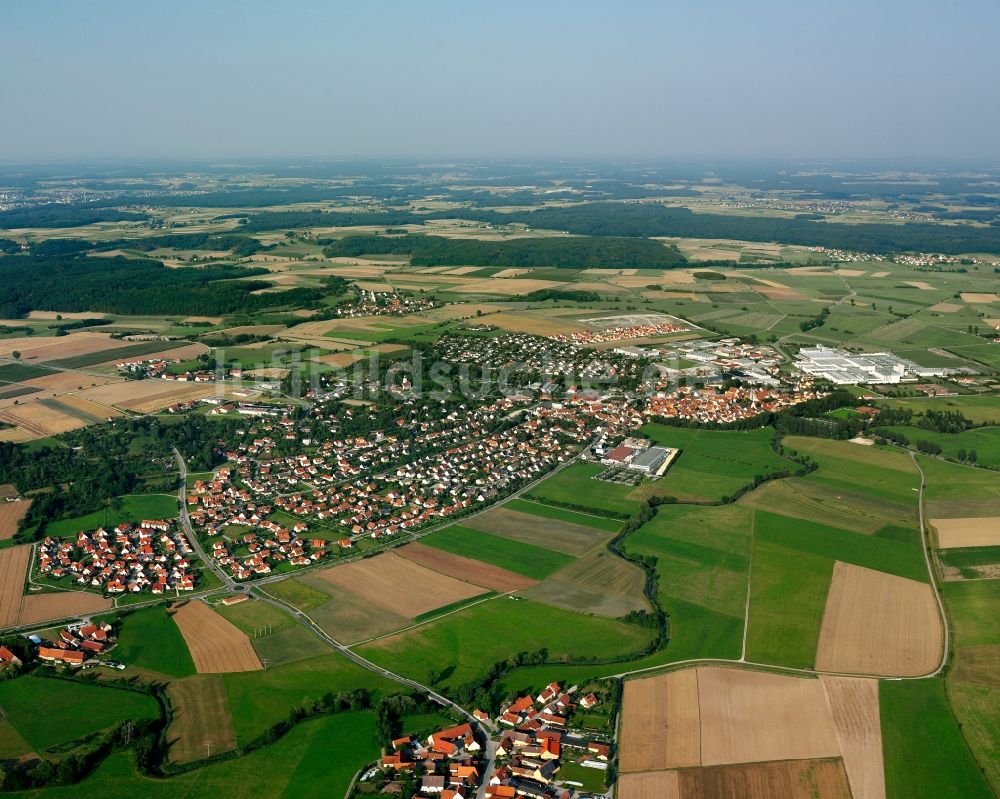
[4,0,999,162]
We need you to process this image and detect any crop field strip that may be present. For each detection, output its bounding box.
[166,675,238,764]
[171,600,263,674]
[0,498,30,540]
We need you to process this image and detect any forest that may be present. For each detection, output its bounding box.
[320,232,686,267]
[0,254,324,317]
[454,203,1000,255]
[0,205,148,229]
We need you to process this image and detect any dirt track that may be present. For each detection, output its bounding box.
[171,601,262,673]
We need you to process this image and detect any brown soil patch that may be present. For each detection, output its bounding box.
[51,394,125,420]
[0,332,119,362]
[820,676,885,799]
[485,311,588,337]
[0,402,89,437]
[464,506,611,556]
[493,268,529,278]
[962,292,1000,303]
[520,549,649,617]
[0,500,30,541]
[17,591,112,626]
[0,546,30,627]
[697,667,840,766]
[458,278,565,295]
[76,380,218,412]
[903,280,933,290]
[932,517,1000,548]
[620,668,701,772]
[836,269,867,277]
[618,771,681,799]
[23,372,122,392]
[398,542,536,593]
[27,311,107,321]
[311,551,486,618]
[314,352,363,368]
[682,759,851,799]
[104,342,209,365]
[214,325,286,337]
[815,562,942,677]
[166,675,237,764]
[368,343,411,354]
[171,600,263,674]
[930,302,962,313]
[951,645,1000,687]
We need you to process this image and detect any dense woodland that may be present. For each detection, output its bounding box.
[0,206,148,229]
[321,233,686,267]
[0,254,324,317]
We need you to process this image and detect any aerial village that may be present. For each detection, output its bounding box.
[368,682,611,799]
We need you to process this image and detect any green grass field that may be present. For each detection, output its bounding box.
[881,679,993,799]
[878,424,1000,468]
[421,525,575,580]
[4,711,379,799]
[356,597,653,692]
[637,425,794,502]
[114,606,196,678]
[745,537,833,668]
[877,395,1000,426]
[261,577,332,611]
[0,675,159,753]
[214,597,294,635]
[222,653,398,745]
[526,463,639,516]
[44,493,178,537]
[504,498,622,533]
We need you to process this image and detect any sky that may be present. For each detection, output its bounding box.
[3,0,999,162]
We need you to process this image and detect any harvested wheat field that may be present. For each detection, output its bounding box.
[697,667,840,765]
[0,500,30,541]
[23,371,121,392]
[166,675,237,764]
[814,562,942,676]
[820,676,885,799]
[171,600,263,673]
[620,668,701,772]
[618,771,681,799]
[0,402,89,437]
[962,292,1000,304]
[633,759,852,799]
[464,506,610,556]
[311,551,486,618]
[398,542,536,593]
[50,394,125,422]
[930,302,963,313]
[458,278,565,295]
[521,549,649,617]
[0,546,30,628]
[18,591,112,626]
[0,332,120,362]
[106,342,209,365]
[76,380,218,412]
[315,352,363,368]
[932,517,1000,548]
[485,311,588,337]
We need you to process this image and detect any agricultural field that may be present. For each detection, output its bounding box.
[0,675,160,756]
[43,492,178,537]
[398,542,537,592]
[418,525,575,580]
[165,675,237,764]
[171,600,263,674]
[0,498,30,540]
[525,462,639,517]
[463,503,616,555]
[519,548,650,617]
[618,667,879,799]
[113,605,197,677]
[356,597,654,691]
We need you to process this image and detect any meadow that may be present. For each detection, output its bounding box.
[525,463,639,516]
[420,525,575,580]
[113,606,196,678]
[44,493,178,537]
[0,675,159,754]
[355,597,654,692]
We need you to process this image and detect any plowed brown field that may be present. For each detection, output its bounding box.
[820,676,885,799]
[171,601,262,673]
[0,546,30,627]
[399,542,536,592]
[620,668,701,772]
[17,591,112,626]
[308,552,486,618]
[166,675,237,764]
[815,562,942,676]
[0,500,30,541]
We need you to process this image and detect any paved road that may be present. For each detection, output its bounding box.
[173,447,238,590]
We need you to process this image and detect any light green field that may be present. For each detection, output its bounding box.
[878,424,1000,468]
[421,525,575,580]
[4,711,380,799]
[0,675,159,754]
[44,493,178,537]
[114,606,196,678]
[356,597,653,691]
[526,463,640,516]
[222,653,399,746]
[636,425,794,502]
[881,679,993,799]
[504,498,623,532]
